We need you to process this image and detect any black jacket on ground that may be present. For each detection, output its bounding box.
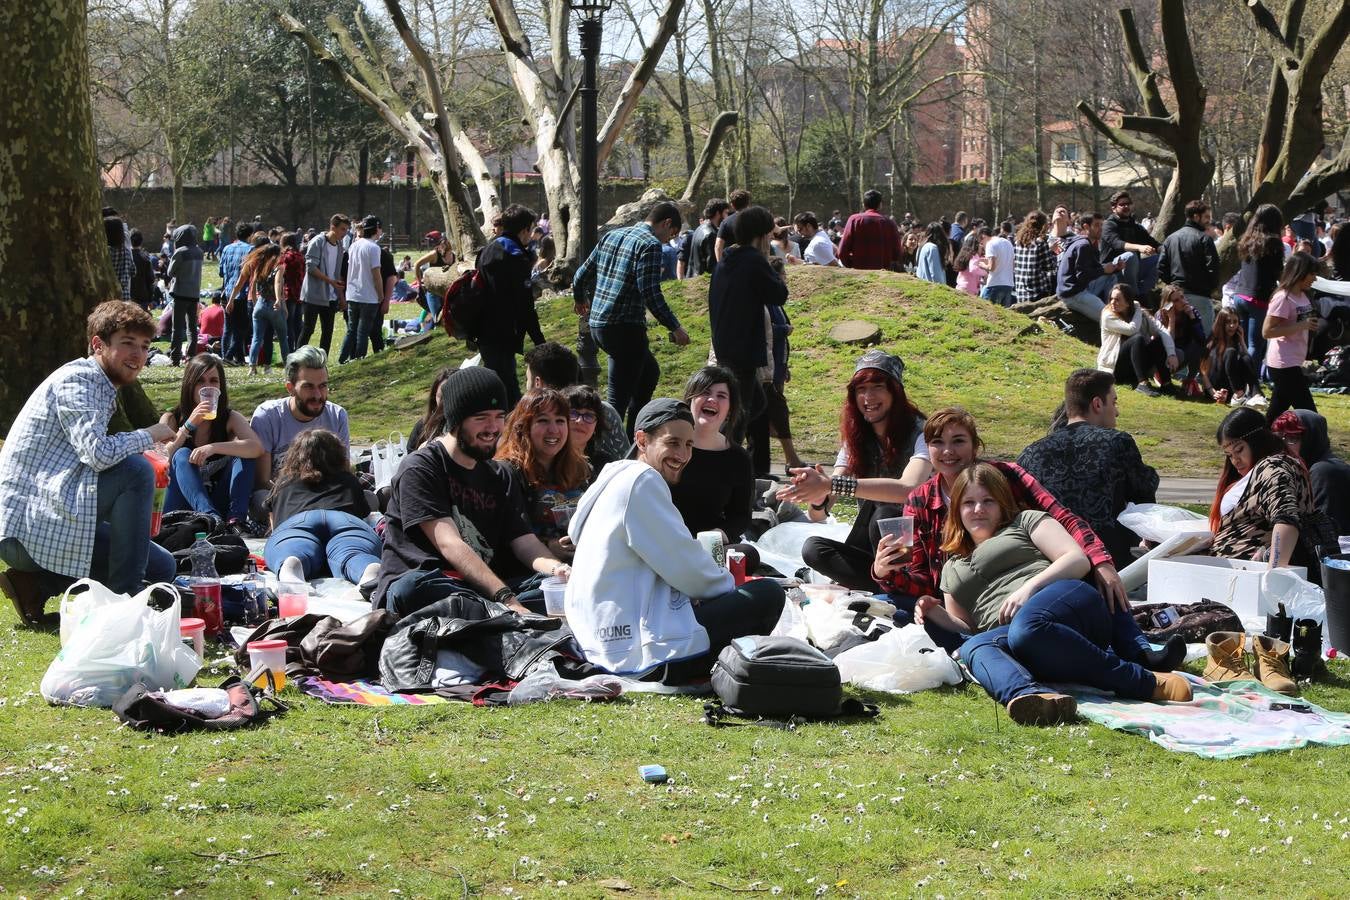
[1157,221,1219,297]
[1101,213,1158,263]
[708,245,788,369]
[477,237,544,350]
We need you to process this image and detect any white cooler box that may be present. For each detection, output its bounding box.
[1146,556,1307,620]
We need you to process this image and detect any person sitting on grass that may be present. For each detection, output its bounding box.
[1097,283,1177,398]
[0,302,177,624]
[263,429,382,597]
[495,388,591,562]
[371,367,570,619]
[523,341,628,465]
[869,406,1128,623]
[1272,410,1350,536]
[565,399,786,682]
[668,367,757,564]
[408,367,453,453]
[1208,407,1327,572]
[1155,284,1207,397]
[914,462,1191,726]
[1200,309,1263,407]
[159,354,263,534]
[563,383,618,477]
[776,350,931,590]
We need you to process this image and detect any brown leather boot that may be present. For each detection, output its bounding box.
[1203,632,1251,682]
[1151,671,1194,702]
[1251,634,1298,696]
[0,569,49,625]
[1006,692,1078,726]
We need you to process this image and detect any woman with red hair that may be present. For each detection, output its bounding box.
[786,350,931,589]
[496,388,591,560]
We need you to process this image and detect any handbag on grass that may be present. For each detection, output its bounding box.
[704,635,878,728]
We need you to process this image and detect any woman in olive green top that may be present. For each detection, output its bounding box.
[916,463,1191,726]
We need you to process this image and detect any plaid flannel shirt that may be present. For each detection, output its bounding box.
[219,239,251,300]
[839,210,904,270]
[877,460,1113,598]
[575,223,680,331]
[1013,237,1057,304]
[110,246,134,301]
[0,358,152,579]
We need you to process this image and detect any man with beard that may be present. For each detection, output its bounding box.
[372,368,571,618]
[565,399,785,682]
[249,346,350,497]
[0,302,178,624]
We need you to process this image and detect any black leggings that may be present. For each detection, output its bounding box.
[1113,333,1169,387]
[300,305,336,354]
[1210,346,1260,395]
[1266,365,1316,422]
[801,500,906,590]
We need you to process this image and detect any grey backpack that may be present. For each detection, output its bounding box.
[705,635,878,727]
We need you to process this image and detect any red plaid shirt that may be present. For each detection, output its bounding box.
[839,210,904,270]
[280,249,306,302]
[877,460,1113,598]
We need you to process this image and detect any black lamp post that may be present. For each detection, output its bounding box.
[570,0,613,261]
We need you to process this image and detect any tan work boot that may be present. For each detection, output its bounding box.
[1006,692,1077,726]
[1251,634,1298,696]
[1203,632,1251,682]
[1151,671,1194,702]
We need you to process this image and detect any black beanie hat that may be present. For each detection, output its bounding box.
[438,367,509,432]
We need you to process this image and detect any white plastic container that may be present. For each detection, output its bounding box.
[1146,555,1307,620]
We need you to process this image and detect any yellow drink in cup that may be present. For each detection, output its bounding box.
[200,386,220,421]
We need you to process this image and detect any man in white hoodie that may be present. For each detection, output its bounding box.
[565,398,785,682]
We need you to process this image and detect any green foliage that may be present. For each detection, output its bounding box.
[796,120,850,190]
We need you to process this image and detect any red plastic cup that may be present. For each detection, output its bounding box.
[191,581,223,636]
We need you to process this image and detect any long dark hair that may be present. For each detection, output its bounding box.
[238,242,282,288]
[269,429,351,502]
[1237,203,1285,262]
[1014,210,1048,247]
[172,354,231,443]
[840,369,924,476]
[1208,407,1289,531]
[954,228,987,271]
[924,221,951,265]
[410,367,454,451]
[1206,309,1244,362]
[1277,251,1322,293]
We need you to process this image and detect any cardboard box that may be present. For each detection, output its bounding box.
[1146,556,1307,620]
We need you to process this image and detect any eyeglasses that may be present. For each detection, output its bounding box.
[569,410,598,424]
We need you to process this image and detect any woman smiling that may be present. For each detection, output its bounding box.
[495,389,590,560]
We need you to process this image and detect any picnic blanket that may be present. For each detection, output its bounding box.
[295,676,455,706]
[1065,675,1350,759]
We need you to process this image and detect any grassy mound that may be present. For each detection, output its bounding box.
[142,267,1350,474]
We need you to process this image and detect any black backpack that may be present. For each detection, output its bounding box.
[704,635,878,728]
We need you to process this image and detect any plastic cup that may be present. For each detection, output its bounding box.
[199,386,220,421]
[552,504,576,531]
[246,639,288,691]
[878,516,915,551]
[277,582,308,618]
[541,576,567,617]
[180,617,205,659]
[799,583,849,605]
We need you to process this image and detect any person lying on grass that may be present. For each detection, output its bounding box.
[916,462,1191,727]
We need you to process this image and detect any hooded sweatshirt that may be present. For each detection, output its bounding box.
[166,224,204,300]
[1292,410,1350,534]
[565,459,734,676]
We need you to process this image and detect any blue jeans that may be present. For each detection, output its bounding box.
[340,302,382,361]
[264,510,382,583]
[980,284,1015,308]
[956,580,1155,705]
[592,322,659,437]
[424,291,443,327]
[1060,291,1106,320]
[163,447,255,521]
[249,300,291,366]
[0,455,176,596]
[1231,296,1268,364]
[376,567,543,619]
[1116,251,1160,297]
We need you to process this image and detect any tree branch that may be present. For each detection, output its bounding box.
[1284,127,1350,212]
[1242,0,1301,69]
[595,0,686,169]
[1075,101,1177,165]
[1118,8,1169,119]
[680,110,738,202]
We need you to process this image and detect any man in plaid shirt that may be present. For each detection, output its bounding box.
[839,190,904,270]
[0,302,178,624]
[574,202,690,436]
[106,216,134,301]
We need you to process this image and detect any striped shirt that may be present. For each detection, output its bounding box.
[1013,236,1057,304]
[0,358,153,579]
[575,224,680,331]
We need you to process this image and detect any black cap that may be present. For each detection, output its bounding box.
[626,398,695,458]
[438,367,509,432]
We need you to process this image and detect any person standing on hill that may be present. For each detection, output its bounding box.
[839,190,904,270]
[574,201,690,436]
[678,198,728,278]
[795,212,841,267]
[714,189,751,264]
[476,203,546,408]
[166,224,204,366]
[299,214,349,355]
[219,221,256,364]
[980,219,1016,307]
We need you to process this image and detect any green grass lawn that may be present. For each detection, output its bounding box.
[146,267,1350,475]
[7,268,1350,896]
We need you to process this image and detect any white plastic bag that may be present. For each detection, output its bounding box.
[1117,502,1210,544]
[507,670,625,705]
[58,578,131,647]
[459,353,482,370]
[768,594,809,641]
[370,431,407,490]
[833,624,963,693]
[41,583,201,708]
[1261,569,1326,624]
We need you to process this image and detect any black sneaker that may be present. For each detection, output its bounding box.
[1135,383,1162,398]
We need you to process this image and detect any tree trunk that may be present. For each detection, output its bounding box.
[1,0,118,431]
[357,141,369,215]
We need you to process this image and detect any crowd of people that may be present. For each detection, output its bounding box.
[6,188,1344,725]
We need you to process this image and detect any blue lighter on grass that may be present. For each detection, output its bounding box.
[638,764,669,784]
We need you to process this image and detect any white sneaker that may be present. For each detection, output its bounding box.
[1244,394,1268,409]
[358,561,381,591]
[1229,394,1246,407]
[279,555,306,584]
